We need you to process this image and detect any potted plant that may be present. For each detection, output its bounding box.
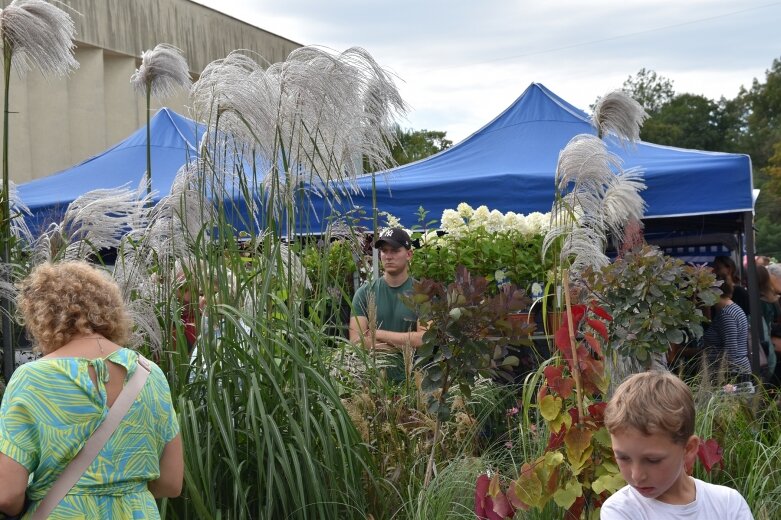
[582,243,721,376]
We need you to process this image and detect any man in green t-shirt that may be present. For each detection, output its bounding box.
[349,228,425,360]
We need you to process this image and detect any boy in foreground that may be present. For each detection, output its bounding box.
[601,371,752,519]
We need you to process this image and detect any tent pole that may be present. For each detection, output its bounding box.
[743,211,762,375]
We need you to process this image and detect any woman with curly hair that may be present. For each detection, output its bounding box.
[0,261,182,518]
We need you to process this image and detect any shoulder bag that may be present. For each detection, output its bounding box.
[30,356,152,520]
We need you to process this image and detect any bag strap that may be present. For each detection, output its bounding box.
[32,356,152,520]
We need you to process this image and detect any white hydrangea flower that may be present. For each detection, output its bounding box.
[441,209,465,232]
[457,202,474,218]
[381,211,401,229]
[486,209,504,233]
[526,212,548,235]
[422,229,440,244]
[515,213,533,236]
[470,205,490,229]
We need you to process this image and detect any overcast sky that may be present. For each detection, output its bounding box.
[194,0,779,143]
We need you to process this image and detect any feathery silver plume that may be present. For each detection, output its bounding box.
[591,90,648,145]
[131,43,191,99]
[30,187,150,262]
[191,46,406,219]
[0,0,79,77]
[8,180,32,244]
[555,135,618,191]
[602,167,647,243]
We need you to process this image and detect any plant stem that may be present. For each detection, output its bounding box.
[563,269,586,424]
[424,363,449,487]
[145,84,152,199]
[2,45,14,383]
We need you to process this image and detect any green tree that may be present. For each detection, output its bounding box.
[732,58,781,169]
[622,68,675,114]
[389,125,452,166]
[641,93,729,151]
[732,58,781,257]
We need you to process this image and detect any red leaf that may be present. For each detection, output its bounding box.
[490,492,515,519]
[590,302,613,321]
[586,318,609,342]
[475,474,491,519]
[547,427,566,450]
[588,402,607,424]
[697,438,723,473]
[544,365,574,399]
[565,496,586,520]
[583,332,603,357]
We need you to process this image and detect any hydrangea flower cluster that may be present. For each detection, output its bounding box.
[439,203,550,239]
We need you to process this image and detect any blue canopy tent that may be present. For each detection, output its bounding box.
[19,108,207,232]
[309,83,753,231]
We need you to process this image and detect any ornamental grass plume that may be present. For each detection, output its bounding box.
[191,46,406,227]
[131,43,192,198]
[30,186,151,264]
[591,90,648,145]
[0,0,78,77]
[0,0,78,379]
[0,0,78,243]
[543,98,648,273]
[131,43,192,99]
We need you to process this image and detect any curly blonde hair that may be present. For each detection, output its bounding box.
[17,261,132,353]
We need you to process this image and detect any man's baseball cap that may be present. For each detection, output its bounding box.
[374,228,411,249]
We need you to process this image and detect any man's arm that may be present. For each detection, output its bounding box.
[349,315,424,351]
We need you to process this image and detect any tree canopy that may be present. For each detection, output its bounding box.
[388,125,452,167]
[618,61,781,258]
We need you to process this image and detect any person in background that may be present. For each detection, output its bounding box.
[712,256,749,316]
[0,261,182,518]
[601,371,753,519]
[772,324,781,392]
[768,263,781,296]
[703,280,751,383]
[349,228,425,382]
[757,265,781,387]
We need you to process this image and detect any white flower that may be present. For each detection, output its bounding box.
[421,229,440,245]
[526,212,548,235]
[441,209,465,232]
[457,202,474,219]
[486,209,504,233]
[381,211,401,229]
[470,205,490,228]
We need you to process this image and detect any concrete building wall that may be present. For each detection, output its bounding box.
[0,0,300,183]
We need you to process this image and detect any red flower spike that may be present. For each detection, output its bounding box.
[697,438,723,473]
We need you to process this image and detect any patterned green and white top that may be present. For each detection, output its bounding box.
[0,348,179,519]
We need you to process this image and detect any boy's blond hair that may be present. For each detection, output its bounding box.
[604,371,695,445]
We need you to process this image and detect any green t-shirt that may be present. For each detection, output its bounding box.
[351,276,417,382]
[352,276,418,333]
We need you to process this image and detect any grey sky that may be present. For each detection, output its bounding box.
[194,0,780,143]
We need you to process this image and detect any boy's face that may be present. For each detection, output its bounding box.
[610,427,699,504]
